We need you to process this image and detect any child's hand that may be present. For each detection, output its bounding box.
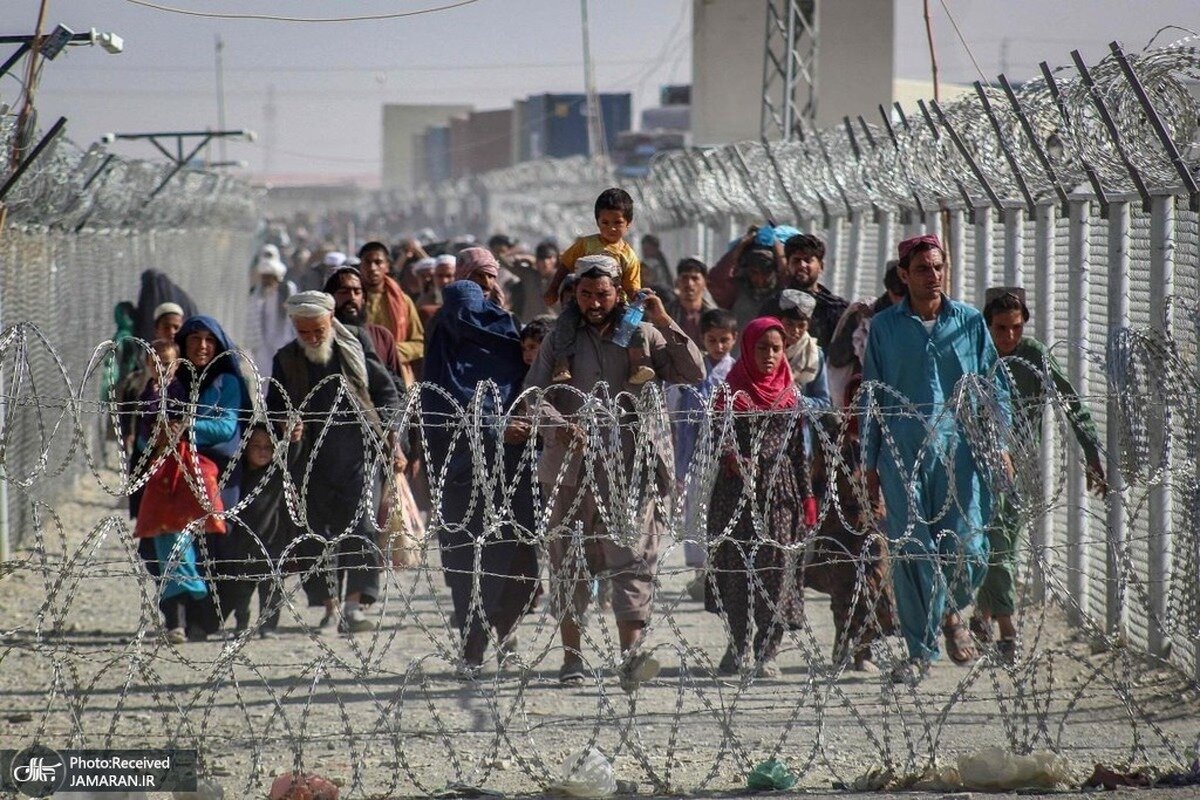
[641,290,671,327]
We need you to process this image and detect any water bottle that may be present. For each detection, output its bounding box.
[611,290,649,347]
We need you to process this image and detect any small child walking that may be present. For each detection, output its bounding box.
[543,187,655,386]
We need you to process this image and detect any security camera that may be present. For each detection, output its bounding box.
[100,132,115,144]
[242,130,258,143]
[91,28,124,55]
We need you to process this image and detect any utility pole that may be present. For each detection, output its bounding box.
[263,83,277,175]
[215,34,228,161]
[579,0,606,159]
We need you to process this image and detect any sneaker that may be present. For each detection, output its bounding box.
[628,365,657,386]
[716,646,740,676]
[889,658,930,685]
[337,607,374,634]
[259,627,278,640]
[619,650,661,693]
[559,658,587,686]
[996,637,1017,665]
[165,627,186,645]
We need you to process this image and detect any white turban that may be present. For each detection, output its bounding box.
[322,251,348,269]
[413,257,437,274]
[256,244,287,279]
[435,254,456,267]
[780,289,817,318]
[285,291,335,319]
[573,253,620,281]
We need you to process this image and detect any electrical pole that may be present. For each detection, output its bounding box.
[579,0,605,159]
[263,83,277,175]
[215,34,228,161]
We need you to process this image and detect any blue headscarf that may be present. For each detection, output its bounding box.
[423,281,525,411]
[171,315,254,461]
[422,281,526,485]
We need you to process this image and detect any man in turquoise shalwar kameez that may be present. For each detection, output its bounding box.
[861,234,1011,682]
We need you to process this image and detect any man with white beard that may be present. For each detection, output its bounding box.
[266,291,401,633]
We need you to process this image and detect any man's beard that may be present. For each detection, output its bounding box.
[301,335,334,365]
[335,304,365,326]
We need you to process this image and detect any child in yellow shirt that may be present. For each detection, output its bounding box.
[543,187,655,385]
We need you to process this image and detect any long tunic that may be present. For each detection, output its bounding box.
[704,411,812,659]
[860,295,1009,661]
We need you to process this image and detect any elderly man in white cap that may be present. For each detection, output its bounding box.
[244,244,298,382]
[265,290,402,634]
[524,253,704,691]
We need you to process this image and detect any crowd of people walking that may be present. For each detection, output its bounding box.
[111,187,1106,687]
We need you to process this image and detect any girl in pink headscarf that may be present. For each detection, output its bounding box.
[705,317,817,678]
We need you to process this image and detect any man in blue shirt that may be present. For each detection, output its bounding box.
[861,234,1010,682]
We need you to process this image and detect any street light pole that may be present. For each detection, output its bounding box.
[215,35,228,162]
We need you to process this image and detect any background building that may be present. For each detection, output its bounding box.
[382,103,472,190]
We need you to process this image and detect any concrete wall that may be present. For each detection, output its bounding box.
[691,0,896,144]
[381,103,471,190]
[691,0,766,146]
[814,0,894,129]
[461,108,514,176]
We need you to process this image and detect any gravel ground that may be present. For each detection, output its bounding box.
[2,469,1198,799]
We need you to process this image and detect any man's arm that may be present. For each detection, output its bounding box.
[643,294,704,384]
[707,246,742,310]
[395,293,425,364]
[1045,348,1103,464]
[859,322,885,472]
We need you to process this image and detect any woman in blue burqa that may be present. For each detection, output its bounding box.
[422,280,541,677]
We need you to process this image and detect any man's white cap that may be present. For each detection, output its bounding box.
[322,251,348,269]
[256,243,287,279]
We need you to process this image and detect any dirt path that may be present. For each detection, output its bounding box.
[2,468,1198,799]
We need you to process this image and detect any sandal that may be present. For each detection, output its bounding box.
[942,620,978,665]
[968,615,993,645]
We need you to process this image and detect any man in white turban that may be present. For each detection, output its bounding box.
[244,244,297,384]
[265,291,402,634]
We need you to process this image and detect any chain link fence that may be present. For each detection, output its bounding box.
[1,115,261,552]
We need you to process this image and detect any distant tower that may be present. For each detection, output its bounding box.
[263,83,277,175]
[760,0,818,141]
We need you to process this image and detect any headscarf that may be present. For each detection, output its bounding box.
[134,269,198,341]
[718,316,797,412]
[173,315,251,397]
[455,247,499,281]
[422,281,525,484]
[422,280,524,410]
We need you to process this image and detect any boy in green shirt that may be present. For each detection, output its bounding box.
[977,288,1107,661]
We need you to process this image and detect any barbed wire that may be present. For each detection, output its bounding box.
[2,320,1200,795]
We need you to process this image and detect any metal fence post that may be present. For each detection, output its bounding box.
[949,208,966,301]
[974,205,994,307]
[1148,194,1175,656]
[1106,200,1130,640]
[1066,198,1091,626]
[876,208,894,292]
[846,209,865,301]
[1032,203,1057,601]
[825,215,843,297]
[1004,206,1025,287]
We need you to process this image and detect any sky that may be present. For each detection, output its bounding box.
[14,0,1199,184]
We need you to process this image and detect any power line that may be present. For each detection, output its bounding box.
[123,0,482,23]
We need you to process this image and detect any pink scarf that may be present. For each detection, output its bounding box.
[719,317,798,411]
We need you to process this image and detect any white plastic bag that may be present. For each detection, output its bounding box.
[553,747,617,798]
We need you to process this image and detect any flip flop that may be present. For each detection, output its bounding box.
[942,621,978,664]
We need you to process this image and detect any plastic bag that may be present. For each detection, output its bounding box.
[552,747,616,798]
[957,747,1073,790]
[746,759,797,790]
